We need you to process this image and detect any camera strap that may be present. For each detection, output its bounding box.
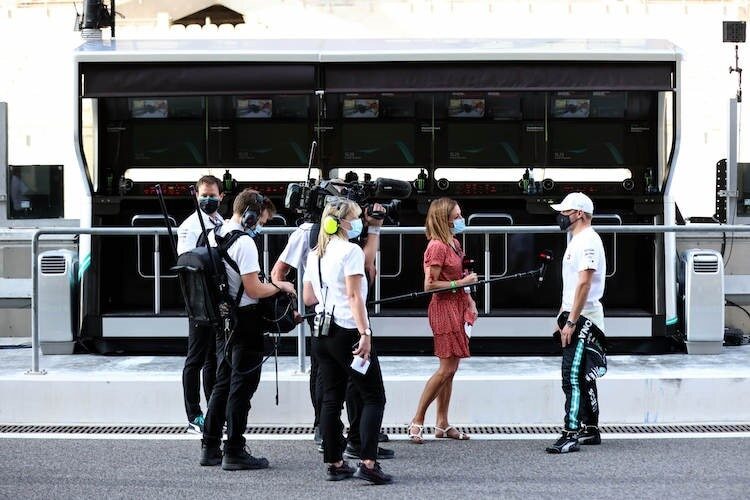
[317,254,333,318]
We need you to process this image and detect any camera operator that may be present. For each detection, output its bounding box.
[200,189,296,470]
[302,200,392,485]
[176,175,224,434]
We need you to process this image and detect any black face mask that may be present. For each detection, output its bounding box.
[198,196,220,215]
[557,213,579,231]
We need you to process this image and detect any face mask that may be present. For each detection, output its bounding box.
[557,213,580,231]
[198,196,220,215]
[347,219,363,240]
[451,217,466,235]
[246,224,263,238]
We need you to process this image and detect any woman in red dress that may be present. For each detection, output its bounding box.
[408,198,478,443]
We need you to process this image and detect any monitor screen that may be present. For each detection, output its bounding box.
[444,123,521,165]
[132,121,206,165]
[235,123,310,165]
[550,123,625,166]
[7,165,64,219]
[341,123,416,165]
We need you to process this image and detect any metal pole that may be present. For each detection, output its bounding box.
[153,234,160,315]
[484,233,491,315]
[28,230,45,375]
[375,250,382,314]
[296,278,306,373]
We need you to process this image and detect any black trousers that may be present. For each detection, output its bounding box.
[315,323,385,463]
[203,307,263,451]
[310,330,365,446]
[558,312,605,431]
[182,322,217,422]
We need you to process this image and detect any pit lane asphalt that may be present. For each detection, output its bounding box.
[1,436,749,499]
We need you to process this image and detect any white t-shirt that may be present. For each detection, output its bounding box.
[177,210,223,256]
[303,238,368,330]
[562,226,606,329]
[208,221,260,307]
[277,222,315,277]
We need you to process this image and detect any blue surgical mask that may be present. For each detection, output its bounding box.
[451,217,466,235]
[347,219,363,240]
[246,224,263,238]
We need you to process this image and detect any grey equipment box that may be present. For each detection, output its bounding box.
[38,249,78,354]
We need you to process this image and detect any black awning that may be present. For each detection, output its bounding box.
[81,63,317,97]
[324,62,675,92]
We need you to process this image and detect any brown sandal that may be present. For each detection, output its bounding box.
[435,425,470,440]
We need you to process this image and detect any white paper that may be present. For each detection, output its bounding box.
[464,322,473,338]
[350,355,371,375]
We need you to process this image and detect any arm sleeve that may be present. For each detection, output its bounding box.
[343,245,366,277]
[233,238,261,276]
[302,253,315,283]
[176,216,198,256]
[423,240,447,268]
[576,235,602,272]
[278,228,308,269]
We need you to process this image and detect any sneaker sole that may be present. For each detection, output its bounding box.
[199,458,222,466]
[353,469,393,485]
[326,472,354,481]
[579,438,601,445]
[545,444,580,454]
[221,463,270,471]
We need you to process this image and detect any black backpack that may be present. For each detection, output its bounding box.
[173,230,246,333]
[174,229,297,335]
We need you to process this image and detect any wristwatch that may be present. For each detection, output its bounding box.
[360,328,372,336]
[565,319,576,328]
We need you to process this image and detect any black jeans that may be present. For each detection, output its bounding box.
[182,322,217,422]
[558,312,606,431]
[315,323,385,463]
[203,306,263,452]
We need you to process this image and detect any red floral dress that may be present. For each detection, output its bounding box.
[423,238,477,359]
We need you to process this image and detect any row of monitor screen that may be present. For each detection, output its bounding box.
[127,121,650,167]
[129,94,631,120]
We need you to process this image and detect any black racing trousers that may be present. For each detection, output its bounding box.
[182,322,217,422]
[315,323,386,463]
[558,312,606,432]
[203,306,263,452]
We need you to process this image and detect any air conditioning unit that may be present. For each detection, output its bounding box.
[38,249,78,354]
[678,249,724,354]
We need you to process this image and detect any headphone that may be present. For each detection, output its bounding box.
[322,199,347,235]
[241,192,266,229]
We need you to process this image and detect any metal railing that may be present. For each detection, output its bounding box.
[27,223,750,374]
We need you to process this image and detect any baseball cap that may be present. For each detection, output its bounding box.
[550,192,594,214]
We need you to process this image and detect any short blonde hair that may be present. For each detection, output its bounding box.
[425,197,457,244]
[316,199,362,257]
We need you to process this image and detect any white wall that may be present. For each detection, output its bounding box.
[0,0,748,219]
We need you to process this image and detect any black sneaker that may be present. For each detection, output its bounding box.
[378,432,390,443]
[353,461,393,485]
[222,446,270,471]
[199,441,222,466]
[545,431,580,454]
[326,461,355,481]
[343,444,395,460]
[313,426,323,445]
[577,425,601,445]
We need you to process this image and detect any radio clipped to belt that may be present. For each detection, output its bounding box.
[313,255,335,337]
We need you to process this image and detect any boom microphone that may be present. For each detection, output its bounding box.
[373,178,412,199]
[537,250,554,287]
